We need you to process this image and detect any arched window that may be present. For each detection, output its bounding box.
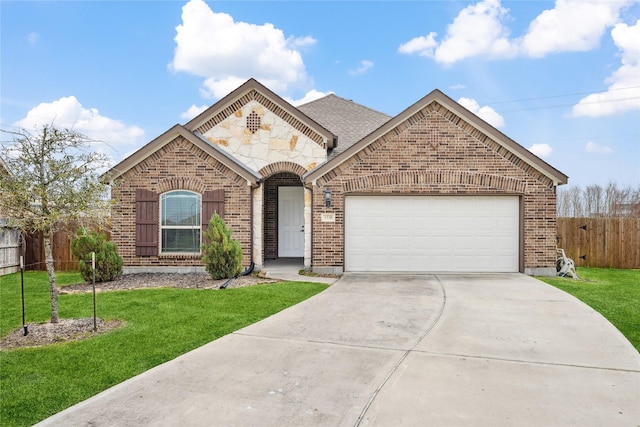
[160,190,201,253]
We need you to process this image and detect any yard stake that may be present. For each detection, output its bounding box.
[20,255,28,336]
[92,252,97,331]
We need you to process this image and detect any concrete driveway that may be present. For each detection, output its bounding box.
[37,274,640,426]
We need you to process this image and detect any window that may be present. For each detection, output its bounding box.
[160,191,201,253]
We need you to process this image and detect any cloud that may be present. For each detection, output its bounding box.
[180,104,209,120]
[399,0,634,64]
[399,0,516,64]
[27,32,39,45]
[12,96,145,162]
[458,97,505,128]
[171,0,313,99]
[521,0,622,57]
[398,33,438,57]
[287,89,333,107]
[528,143,553,158]
[585,141,613,154]
[572,20,640,117]
[348,60,374,76]
[449,83,466,90]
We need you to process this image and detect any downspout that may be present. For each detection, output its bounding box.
[220,181,258,289]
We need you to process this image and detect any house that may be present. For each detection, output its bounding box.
[102,78,567,277]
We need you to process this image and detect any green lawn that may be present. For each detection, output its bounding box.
[538,268,640,353]
[0,271,327,426]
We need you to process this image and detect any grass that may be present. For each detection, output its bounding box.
[0,271,327,426]
[538,268,640,353]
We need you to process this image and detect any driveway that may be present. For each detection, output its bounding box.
[37,274,640,426]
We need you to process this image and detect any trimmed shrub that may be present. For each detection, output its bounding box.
[71,228,123,282]
[201,213,243,280]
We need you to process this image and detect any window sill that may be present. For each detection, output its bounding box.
[159,253,202,259]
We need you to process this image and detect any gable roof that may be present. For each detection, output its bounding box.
[298,94,391,158]
[185,78,337,150]
[101,124,261,185]
[304,89,568,186]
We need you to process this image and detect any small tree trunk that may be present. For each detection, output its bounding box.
[44,232,59,323]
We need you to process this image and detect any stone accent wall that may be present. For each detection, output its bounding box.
[312,102,558,274]
[111,136,252,270]
[263,172,302,260]
[201,100,327,173]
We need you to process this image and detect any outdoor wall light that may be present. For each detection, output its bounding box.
[324,188,332,207]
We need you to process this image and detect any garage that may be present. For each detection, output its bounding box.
[344,195,520,272]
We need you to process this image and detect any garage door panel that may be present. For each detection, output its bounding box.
[345,196,519,272]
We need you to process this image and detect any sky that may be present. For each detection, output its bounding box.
[1,0,639,188]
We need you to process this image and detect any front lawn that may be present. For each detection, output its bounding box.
[0,271,327,426]
[538,268,640,353]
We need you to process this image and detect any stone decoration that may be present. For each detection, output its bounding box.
[202,100,327,173]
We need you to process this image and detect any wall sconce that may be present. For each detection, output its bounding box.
[324,188,332,207]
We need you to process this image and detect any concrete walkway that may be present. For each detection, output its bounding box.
[37,274,640,426]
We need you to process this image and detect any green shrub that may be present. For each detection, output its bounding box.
[70,228,123,282]
[201,213,243,280]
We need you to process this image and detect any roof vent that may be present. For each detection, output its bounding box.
[246,111,261,134]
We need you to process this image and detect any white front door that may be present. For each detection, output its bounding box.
[278,187,304,257]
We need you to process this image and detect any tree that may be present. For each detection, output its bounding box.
[201,213,243,280]
[0,125,110,323]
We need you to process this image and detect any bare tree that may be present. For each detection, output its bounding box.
[0,125,110,323]
[557,182,640,218]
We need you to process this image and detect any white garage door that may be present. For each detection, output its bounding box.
[345,196,519,272]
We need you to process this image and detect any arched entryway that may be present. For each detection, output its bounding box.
[263,172,304,260]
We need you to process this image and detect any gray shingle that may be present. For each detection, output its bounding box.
[298,94,391,158]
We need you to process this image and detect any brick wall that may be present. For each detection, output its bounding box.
[312,103,557,273]
[111,136,252,269]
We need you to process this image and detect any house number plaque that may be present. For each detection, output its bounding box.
[320,213,336,222]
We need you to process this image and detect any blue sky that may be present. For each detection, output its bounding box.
[1,0,639,188]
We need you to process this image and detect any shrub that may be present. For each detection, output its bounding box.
[70,228,123,282]
[201,214,243,280]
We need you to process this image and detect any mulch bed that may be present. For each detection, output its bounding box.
[1,273,278,350]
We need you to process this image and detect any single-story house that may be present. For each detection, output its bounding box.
[102,78,567,276]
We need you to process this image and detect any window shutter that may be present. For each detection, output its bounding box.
[202,189,225,232]
[135,189,159,256]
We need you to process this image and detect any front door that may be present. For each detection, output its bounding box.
[278,186,304,257]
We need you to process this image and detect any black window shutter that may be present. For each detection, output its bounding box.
[135,189,159,256]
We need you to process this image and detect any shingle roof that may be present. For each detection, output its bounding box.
[298,94,391,158]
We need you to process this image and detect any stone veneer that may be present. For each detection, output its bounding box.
[310,101,558,276]
[202,100,327,173]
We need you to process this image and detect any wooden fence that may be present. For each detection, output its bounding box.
[0,226,21,275]
[557,217,640,269]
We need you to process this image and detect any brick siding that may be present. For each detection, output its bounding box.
[312,103,557,272]
[111,136,252,268]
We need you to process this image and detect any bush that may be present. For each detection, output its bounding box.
[201,214,243,280]
[70,228,123,282]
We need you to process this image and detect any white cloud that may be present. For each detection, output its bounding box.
[12,96,145,162]
[521,0,622,57]
[399,0,516,65]
[572,20,640,117]
[528,143,554,158]
[398,33,438,57]
[287,89,333,107]
[349,60,374,76]
[399,0,634,64]
[27,32,39,45]
[449,83,466,90]
[585,141,613,154]
[171,0,312,99]
[180,104,209,120]
[458,97,505,128]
